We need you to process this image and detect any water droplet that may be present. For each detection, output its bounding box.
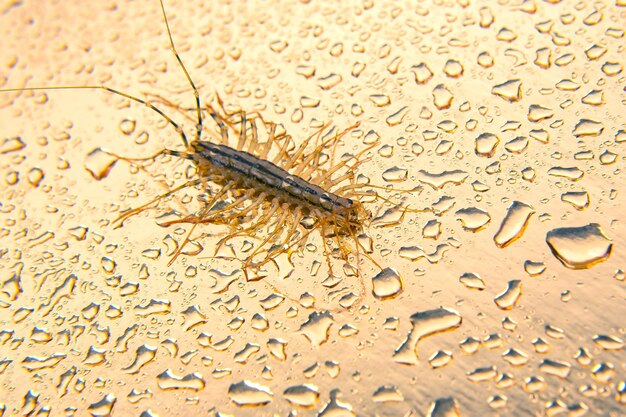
[87,394,116,417]
[581,89,604,106]
[429,350,453,368]
[369,94,390,107]
[455,207,490,232]
[26,167,44,187]
[524,260,546,276]
[123,345,157,374]
[156,369,205,391]
[432,84,453,110]
[393,307,462,364]
[134,299,172,317]
[423,220,441,239]
[443,60,463,77]
[386,106,408,127]
[504,136,528,153]
[502,348,529,366]
[561,191,589,210]
[592,334,624,351]
[85,148,117,180]
[0,136,26,154]
[545,324,565,339]
[382,166,407,182]
[492,79,522,102]
[532,337,550,354]
[269,39,288,53]
[411,63,433,84]
[601,61,623,76]
[84,346,106,366]
[527,105,554,122]
[300,311,333,346]
[523,375,546,392]
[459,272,485,290]
[494,280,522,310]
[539,359,571,378]
[426,397,461,417]
[546,223,612,269]
[548,166,584,181]
[573,119,604,137]
[228,380,272,406]
[22,353,66,371]
[535,47,552,68]
[418,169,468,189]
[494,201,535,247]
[372,385,403,403]
[283,384,319,406]
[477,51,494,67]
[475,133,500,157]
[496,27,517,42]
[591,362,615,383]
[317,73,342,90]
[371,267,403,299]
[119,118,136,135]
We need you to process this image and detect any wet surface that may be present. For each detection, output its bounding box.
[0,0,625,415]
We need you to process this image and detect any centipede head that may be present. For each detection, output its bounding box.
[340,198,370,233]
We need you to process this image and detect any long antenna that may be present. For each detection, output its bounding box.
[0,0,204,149]
[159,0,203,144]
[1,85,189,148]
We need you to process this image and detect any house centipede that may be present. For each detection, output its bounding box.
[1,0,426,302]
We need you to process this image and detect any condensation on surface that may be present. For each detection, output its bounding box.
[0,0,625,416]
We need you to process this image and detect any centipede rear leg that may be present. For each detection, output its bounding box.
[164,182,237,265]
[245,205,306,271]
[243,201,292,265]
[212,196,280,259]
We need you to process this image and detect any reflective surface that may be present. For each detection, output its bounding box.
[0,0,624,415]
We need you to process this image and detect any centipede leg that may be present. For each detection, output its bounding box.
[166,183,235,265]
[246,117,261,156]
[258,121,275,160]
[271,129,295,165]
[216,96,262,127]
[283,122,331,171]
[313,135,377,186]
[162,189,257,227]
[332,182,369,195]
[326,123,359,173]
[292,131,329,178]
[244,202,290,267]
[141,93,195,123]
[252,206,303,268]
[195,189,256,223]
[205,104,230,145]
[318,219,336,278]
[324,171,356,189]
[223,193,266,223]
[295,134,329,179]
[267,207,303,260]
[114,178,204,226]
[235,111,248,151]
[103,147,195,165]
[330,218,350,263]
[213,196,278,255]
[166,206,209,267]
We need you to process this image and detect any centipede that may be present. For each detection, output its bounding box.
[1,0,424,290]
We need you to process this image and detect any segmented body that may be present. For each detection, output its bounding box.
[193,141,354,213]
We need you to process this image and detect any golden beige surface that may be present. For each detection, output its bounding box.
[0,0,625,415]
